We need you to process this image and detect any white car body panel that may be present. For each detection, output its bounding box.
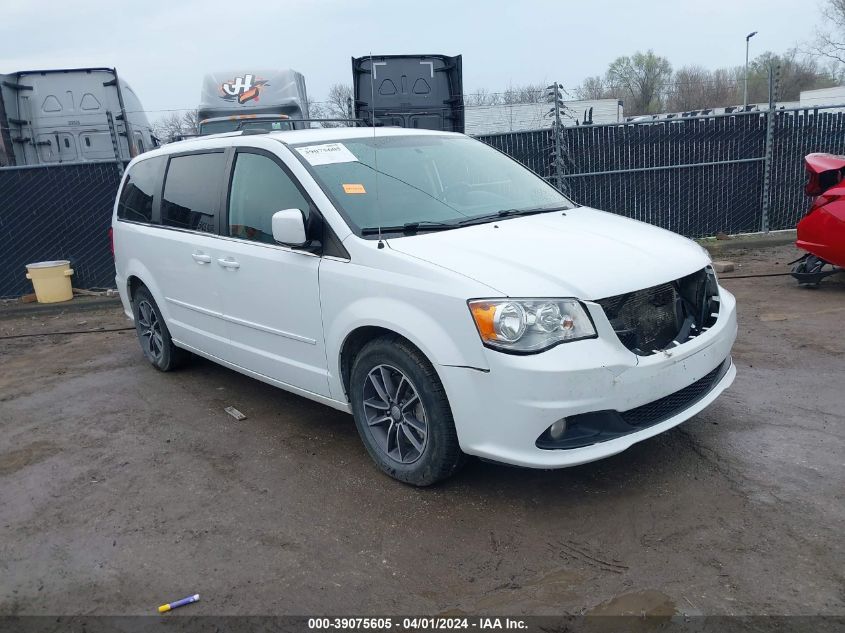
[212,236,329,396]
[318,240,498,402]
[115,223,230,359]
[112,127,737,471]
[386,207,711,299]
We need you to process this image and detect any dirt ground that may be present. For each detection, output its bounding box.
[0,243,842,617]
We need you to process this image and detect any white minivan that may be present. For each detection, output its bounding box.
[112,127,737,485]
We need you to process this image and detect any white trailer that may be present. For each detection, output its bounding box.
[0,67,156,167]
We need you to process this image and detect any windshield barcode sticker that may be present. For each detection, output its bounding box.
[296,143,358,166]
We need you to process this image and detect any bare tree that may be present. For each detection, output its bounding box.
[576,76,614,100]
[308,102,332,126]
[151,112,182,142]
[464,88,501,106]
[811,0,845,66]
[463,83,546,110]
[325,83,353,118]
[500,82,546,105]
[151,110,198,142]
[309,83,354,127]
[666,65,741,111]
[181,110,199,135]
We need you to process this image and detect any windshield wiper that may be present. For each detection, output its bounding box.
[457,205,571,226]
[360,205,572,236]
[361,221,460,236]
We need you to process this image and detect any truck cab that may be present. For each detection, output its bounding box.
[352,54,464,133]
[197,70,309,136]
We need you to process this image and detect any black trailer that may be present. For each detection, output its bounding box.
[352,54,464,133]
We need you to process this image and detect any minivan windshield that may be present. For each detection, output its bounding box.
[291,135,576,235]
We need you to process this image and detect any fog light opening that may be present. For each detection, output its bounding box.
[548,418,568,441]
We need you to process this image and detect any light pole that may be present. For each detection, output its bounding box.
[744,31,758,108]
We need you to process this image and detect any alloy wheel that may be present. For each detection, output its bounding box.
[136,299,164,362]
[362,364,428,464]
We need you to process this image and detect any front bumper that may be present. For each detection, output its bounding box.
[439,287,738,469]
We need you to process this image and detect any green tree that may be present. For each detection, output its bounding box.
[605,50,672,115]
[747,50,839,102]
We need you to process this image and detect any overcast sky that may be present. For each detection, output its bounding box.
[2,0,820,122]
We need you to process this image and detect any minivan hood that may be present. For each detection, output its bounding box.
[386,207,710,299]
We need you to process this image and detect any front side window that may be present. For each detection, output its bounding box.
[228,152,309,243]
[117,156,165,223]
[161,153,226,233]
[291,135,575,235]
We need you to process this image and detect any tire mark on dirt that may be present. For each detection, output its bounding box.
[546,539,628,574]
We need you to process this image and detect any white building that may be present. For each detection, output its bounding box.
[800,86,845,110]
[465,98,622,135]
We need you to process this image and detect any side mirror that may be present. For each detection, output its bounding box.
[271,209,307,246]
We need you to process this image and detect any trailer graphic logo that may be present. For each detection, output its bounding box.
[219,74,268,104]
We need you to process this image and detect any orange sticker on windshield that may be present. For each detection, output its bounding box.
[342,183,366,194]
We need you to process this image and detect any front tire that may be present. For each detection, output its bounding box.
[132,286,188,371]
[349,337,465,486]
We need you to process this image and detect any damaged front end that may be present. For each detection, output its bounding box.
[535,266,727,451]
[596,266,721,356]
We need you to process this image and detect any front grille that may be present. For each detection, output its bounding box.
[596,267,720,356]
[620,357,731,426]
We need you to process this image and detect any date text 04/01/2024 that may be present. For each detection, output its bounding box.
[307,617,528,630]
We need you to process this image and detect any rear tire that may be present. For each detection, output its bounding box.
[349,336,465,486]
[131,286,188,371]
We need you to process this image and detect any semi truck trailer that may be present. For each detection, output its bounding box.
[0,67,156,167]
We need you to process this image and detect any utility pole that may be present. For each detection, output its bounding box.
[744,31,758,108]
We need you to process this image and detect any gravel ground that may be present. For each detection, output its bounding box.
[0,243,842,617]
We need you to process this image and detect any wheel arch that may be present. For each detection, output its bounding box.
[339,326,430,398]
[127,274,144,301]
[121,259,168,319]
[326,294,490,402]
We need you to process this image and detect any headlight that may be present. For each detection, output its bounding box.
[468,298,596,353]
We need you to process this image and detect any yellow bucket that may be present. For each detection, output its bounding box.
[25,260,74,303]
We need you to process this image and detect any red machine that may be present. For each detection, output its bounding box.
[791,153,845,285]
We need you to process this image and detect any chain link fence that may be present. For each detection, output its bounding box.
[477,105,845,238]
[2,107,844,298]
[0,160,123,298]
[768,109,845,230]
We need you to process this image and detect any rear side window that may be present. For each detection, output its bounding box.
[117,156,166,223]
[161,153,226,233]
[228,152,310,243]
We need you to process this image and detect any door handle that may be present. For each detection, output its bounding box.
[192,252,212,264]
[217,257,240,270]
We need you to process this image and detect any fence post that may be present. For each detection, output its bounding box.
[760,64,778,233]
[554,95,562,191]
[546,83,563,190]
